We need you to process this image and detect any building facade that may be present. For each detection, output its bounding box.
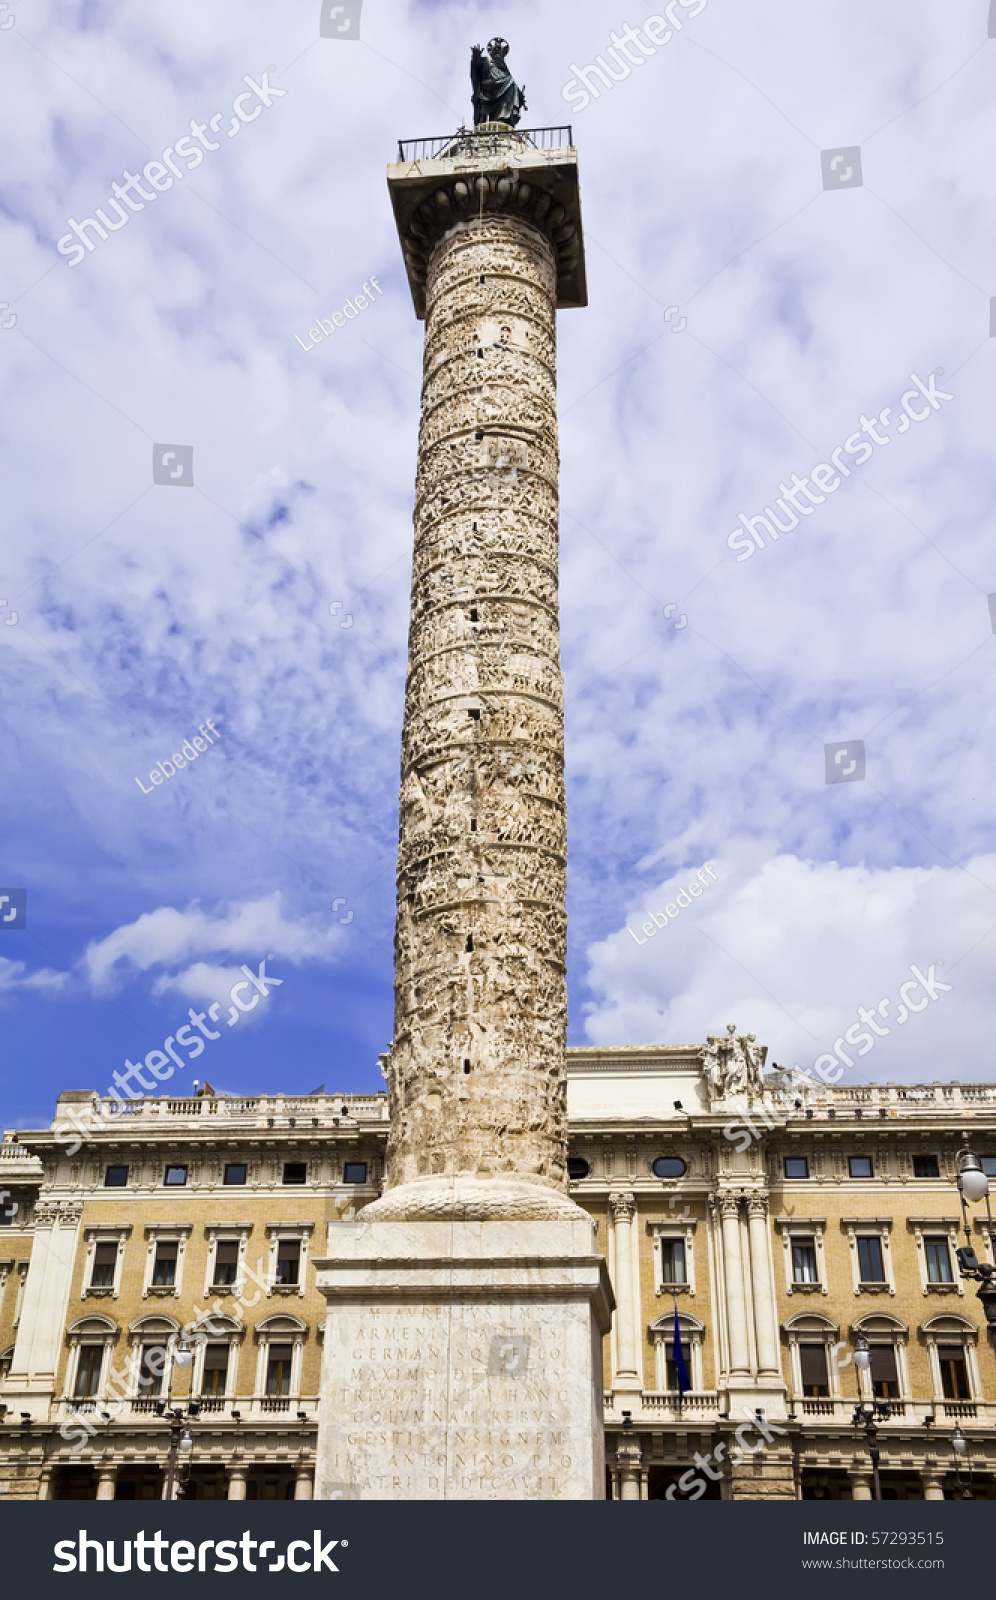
[1,1045,994,1501]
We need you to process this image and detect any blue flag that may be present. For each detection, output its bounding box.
[672,1306,691,1396]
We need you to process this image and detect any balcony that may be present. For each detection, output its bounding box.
[607,1391,721,1423]
[396,125,573,164]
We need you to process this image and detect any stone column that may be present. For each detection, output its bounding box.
[849,1468,873,1500]
[921,1469,945,1501]
[95,1464,117,1500]
[717,1194,751,1377]
[615,1435,642,1500]
[746,1194,780,1377]
[35,1465,53,1501]
[609,1192,641,1391]
[312,117,612,1505]
[294,1466,314,1500]
[227,1466,247,1500]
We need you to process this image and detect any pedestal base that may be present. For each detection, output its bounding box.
[313,1214,613,1500]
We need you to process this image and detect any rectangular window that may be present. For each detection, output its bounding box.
[164,1165,187,1186]
[662,1343,686,1393]
[980,1156,996,1177]
[152,1241,177,1287]
[213,1240,239,1287]
[266,1343,293,1396]
[924,1238,953,1284]
[784,1156,809,1179]
[343,1162,367,1185]
[792,1239,819,1284]
[869,1345,899,1400]
[74,1345,103,1398]
[139,1344,167,1396]
[799,1344,829,1397]
[90,1242,118,1288]
[282,1162,307,1185]
[660,1239,686,1285]
[857,1236,886,1283]
[201,1344,229,1397]
[104,1166,128,1187]
[848,1156,873,1178]
[275,1239,300,1286]
[938,1345,970,1401]
[223,1164,247,1186]
[913,1154,940,1178]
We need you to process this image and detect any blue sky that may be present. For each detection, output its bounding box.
[2,0,996,1127]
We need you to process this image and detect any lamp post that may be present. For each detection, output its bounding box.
[950,1424,973,1500]
[954,1134,996,1335]
[851,1333,890,1501]
[158,1336,199,1501]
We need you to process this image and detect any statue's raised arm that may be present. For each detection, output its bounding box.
[470,38,527,128]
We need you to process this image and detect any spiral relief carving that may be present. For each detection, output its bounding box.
[380,212,569,1204]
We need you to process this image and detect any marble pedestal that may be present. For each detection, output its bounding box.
[313,1212,613,1500]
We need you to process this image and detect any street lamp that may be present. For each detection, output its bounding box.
[954,1134,996,1334]
[951,1425,972,1499]
[160,1338,200,1500]
[851,1333,890,1501]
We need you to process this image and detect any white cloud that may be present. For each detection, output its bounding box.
[83,893,343,992]
[582,849,996,1082]
[0,959,69,995]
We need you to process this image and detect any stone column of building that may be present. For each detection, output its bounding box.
[609,1191,641,1392]
[227,1466,247,1500]
[920,1469,945,1501]
[746,1194,780,1378]
[294,1465,314,1500]
[717,1193,751,1377]
[95,1463,117,1500]
[313,117,612,1501]
[848,1466,873,1500]
[615,1433,643,1500]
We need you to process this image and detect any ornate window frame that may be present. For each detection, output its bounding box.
[920,1313,981,1403]
[906,1217,962,1297]
[190,1312,245,1398]
[647,1310,705,1392]
[775,1216,828,1296]
[81,1223,132,1300]
[850,1312,910,1400]
[647,1218,697,1297]
[126,1312,182,1398]
[841,1217,895,1296]
[203,1223,254,1299]
[142,1224,192,1299]
[253,1312,307,1399]
[64,1313,120,1402]
[782,1311,841,1399]
[264,1221,314,1298]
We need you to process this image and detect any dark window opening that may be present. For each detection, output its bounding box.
[857,1236,886,1283]
[938,1345,970,1400]
[913,1154,940,1178]
[104,1166,128,1187]
[283,1162,307,1185]
[74,1346,103,1398]
[925,1238,953,1284]
[469,608,478,621]
[468,708,480,720]
[792,1240,819,1284]
[981,1156,996,1177]
[465,935,473,951]
[651,1156,687,1179]
[344,1162,368,1185]
[223,1163,247,1186]
[275,1239,300,1286]
[164,1165,187,1186]
[470,819,477,831]
[660,1238,686,1285]
[567,1157,589,1181]
[139,1345,167,1396]
[266,1344,293,1397]
[477,349,483,359]
[201,1344,229,1397]
[784,1156,809,1179]
[848,1156,873,1179]
[152,1240,178,1287]
[869,1344,900,1400]
[91,1242,117,1288]
[213,1240,239,1286]
[799,1344,829,1397]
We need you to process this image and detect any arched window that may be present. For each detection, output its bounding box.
[850,1314,910,1405]
[647,1311,705,1394]
[782,1313,840,1407]
[254,1314,307,1408]
[64,1315,119,1408]
[920,1315,982,1412]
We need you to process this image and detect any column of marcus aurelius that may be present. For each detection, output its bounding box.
[313,89,613,1501]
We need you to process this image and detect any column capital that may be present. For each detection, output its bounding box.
[747,1192,770,1218]
[608,1190,636,1222]
[714,1191,744,1218]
